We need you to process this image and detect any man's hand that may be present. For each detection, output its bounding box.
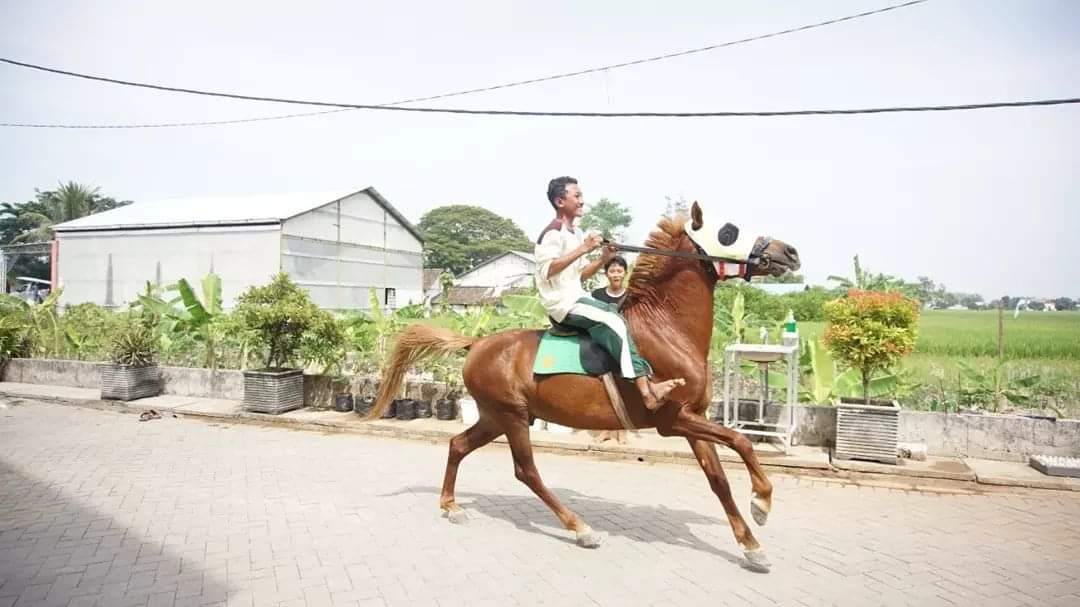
[600,243,618,262]
[582,232,603,252]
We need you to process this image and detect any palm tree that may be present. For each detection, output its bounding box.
[3,181,130,244]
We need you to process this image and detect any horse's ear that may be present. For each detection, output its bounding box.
[690,201,704,231]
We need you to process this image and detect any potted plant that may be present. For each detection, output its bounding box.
[823,290,919,464]
[431,359,462,421]
[234,273,341,415]
[101,321,162,401]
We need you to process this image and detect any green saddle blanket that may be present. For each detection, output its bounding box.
[533,330,633,377]
[533,332,590,375]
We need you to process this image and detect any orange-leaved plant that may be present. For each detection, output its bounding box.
[822,289,919,404]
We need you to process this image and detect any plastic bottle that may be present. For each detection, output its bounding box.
[782,309,799,347]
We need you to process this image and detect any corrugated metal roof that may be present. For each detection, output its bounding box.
[53,190,355,231]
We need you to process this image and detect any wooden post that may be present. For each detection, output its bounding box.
[997,301,1004,360]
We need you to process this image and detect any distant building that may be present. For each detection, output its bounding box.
[749,283,808,296]
[52,187,423,310]
[455,250,535,289]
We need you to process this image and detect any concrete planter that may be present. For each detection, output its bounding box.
[100,364,161,401]
[243,369,303,415]
[835,397,900,465]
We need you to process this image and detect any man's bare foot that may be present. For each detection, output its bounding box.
[641,378,686,411]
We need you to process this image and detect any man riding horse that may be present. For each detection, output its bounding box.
[535,176,685,411]
[366,178,800,571]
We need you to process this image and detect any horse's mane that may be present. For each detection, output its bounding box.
[623,215,690,308]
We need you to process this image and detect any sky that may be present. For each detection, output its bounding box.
[1,0,1078,300]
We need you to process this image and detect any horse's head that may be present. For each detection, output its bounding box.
[686,201,801,280]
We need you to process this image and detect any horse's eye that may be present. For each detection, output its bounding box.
[718,223,739,246]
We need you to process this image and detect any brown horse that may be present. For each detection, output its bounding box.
[368,202,801,572]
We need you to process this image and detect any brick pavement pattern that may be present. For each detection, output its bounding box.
[1,401,1078,607]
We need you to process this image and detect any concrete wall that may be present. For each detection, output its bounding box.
[56,225,280,309]
[281,191,423,310]
[5,358,1077,462]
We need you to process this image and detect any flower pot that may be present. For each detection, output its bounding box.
[459,397,479,425]
[435,398,457,420]
[382,399,401,419]
[414,399,432,418]
[396,399,417,421]
[100,363,161,401]
[354,395,375,416]
[243,368,304,415]
[333,393,354,412]
[834,397,900,465]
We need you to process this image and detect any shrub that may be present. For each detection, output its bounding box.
[234,273,342,370]
[109,321,158,367]
[823,289,920,404]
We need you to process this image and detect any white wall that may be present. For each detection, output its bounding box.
[456,253,534,288]
[57,226,280,309]
[281,191,423,310]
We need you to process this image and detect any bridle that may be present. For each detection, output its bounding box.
[602,236,773,282]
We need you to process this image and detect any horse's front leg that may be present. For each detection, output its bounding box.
[686,437,770,571]
[655,404,773,527]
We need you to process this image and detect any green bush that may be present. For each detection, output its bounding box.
[776,287,833,322]
[234,273,343,371]
[823,290,920,403]
[61,302,126,361]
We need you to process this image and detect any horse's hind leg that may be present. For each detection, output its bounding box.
[687,438,770,572]
[440,418,502,524]
[502,416,601,548]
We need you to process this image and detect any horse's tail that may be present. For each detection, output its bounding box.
[365,324,478,421]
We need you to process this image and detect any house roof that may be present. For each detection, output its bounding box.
[423,268,448,291]
[437,286,532,306]
[457,249,536,279]
[53,186,424,242]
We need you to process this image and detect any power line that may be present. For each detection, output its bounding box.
[0,0,934,128]
[3,97,1078,126]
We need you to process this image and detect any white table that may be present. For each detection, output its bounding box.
[720,342,799,454]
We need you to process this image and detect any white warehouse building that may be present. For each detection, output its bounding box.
[52,187,424,311]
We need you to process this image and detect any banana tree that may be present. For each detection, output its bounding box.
[2,289,64,357]
[168,273,223,369]
[957,360,1040,412]
[797,338,903,404]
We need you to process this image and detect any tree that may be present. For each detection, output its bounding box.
[1,181,131,244]
[664,194,690,219]
[823,290,919,404]
[579,197,632,242]
[1053,297,1076,311]
[418,205,532,275]
[757,273,805,284]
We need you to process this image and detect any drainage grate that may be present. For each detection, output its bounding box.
[1029,455,1080,478]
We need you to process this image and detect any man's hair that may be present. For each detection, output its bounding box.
[547,176,578,209]
[604,256,628,272]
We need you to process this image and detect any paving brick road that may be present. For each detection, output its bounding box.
[1,400,1078,607]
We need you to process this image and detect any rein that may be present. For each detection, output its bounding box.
[602,237,773,281]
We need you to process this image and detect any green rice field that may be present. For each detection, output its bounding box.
[797,310,1080,360]
[792,310,1080,416]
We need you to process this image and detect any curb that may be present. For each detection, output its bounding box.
[5,389,1077,495]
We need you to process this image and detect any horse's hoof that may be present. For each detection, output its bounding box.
[576,526,602,549]
[446,509,470,525]
[751,494,769,526]
[743,548,771,572]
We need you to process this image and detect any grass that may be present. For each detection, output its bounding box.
[795,310,1080,360]
[779,310,1080,417]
